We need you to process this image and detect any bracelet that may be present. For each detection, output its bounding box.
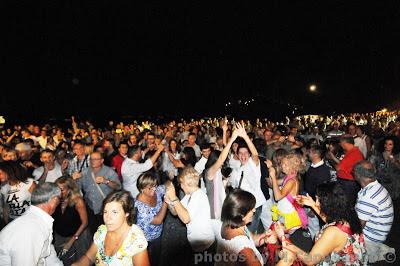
[74,234,79,240]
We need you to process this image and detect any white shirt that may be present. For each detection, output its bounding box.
[229,158,267,208]
[354,136,367,158]
[0,206,62,266]
[212,220,264,266]
[1,178,35,219]
[36,136,48,150]
[181,189,215,252]
[194,156,208,175]
[310,159,324,168]
[33,163,63,183]
[121,158,153,198]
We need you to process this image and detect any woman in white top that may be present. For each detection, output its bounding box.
[0,161,36,224]
[214,189,272,266]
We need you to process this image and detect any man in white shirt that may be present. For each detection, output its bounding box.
[229,123,267,233]
[121,144,164,198]
[0,182,63,266]
[33,149,63,183]
[194,143,212,175]
[194,143,212,193]
[165,167,215,254]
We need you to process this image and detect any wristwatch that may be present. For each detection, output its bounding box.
[74,235,79,240]
[104,179,110,185]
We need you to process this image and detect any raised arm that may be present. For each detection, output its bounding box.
[236,123,259,165]
[207,127,239,180]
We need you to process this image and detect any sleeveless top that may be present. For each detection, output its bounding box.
[53,203,81,237]
[135,185,165,241]
[273,175,307,232]
[1,178,34,219]
[315,222,368,266]
[94,224,148,266]
[212,220,264,266]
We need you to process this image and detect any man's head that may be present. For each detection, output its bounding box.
[347,122,357,136]
[264,129,273,141]
[127,145,142,161]
[90,151,104,168]
[353,160,376,186]
[200,142,212,159]
[15,142,32,160]
[31,182,61,215]
[237,142,251,165]
[308,144,325,163]
[178,167,200,194]
[339,134,355,152]
[118,142,129,157]
[40,149,56,167]
[188,133,197,146]
[72,142,86,157]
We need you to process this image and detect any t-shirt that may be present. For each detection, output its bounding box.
[1,178,34,219]
[32,163,63,183]
[229,159,267,208]
[181,189,215,252]
[337,147,364,181]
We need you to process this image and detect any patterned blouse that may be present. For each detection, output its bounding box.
[315,222,368,266]
[134,185,166,241]
[93,224,148,266]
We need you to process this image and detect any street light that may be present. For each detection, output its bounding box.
[309,84,317,92]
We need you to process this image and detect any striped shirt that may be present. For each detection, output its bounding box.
[356,180,394,243]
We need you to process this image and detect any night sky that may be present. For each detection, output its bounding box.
[3,2,400,124]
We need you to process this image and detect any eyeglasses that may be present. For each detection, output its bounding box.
[90,158,102,161]
[146,185,158,190]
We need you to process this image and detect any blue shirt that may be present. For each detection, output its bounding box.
[135,185,166,241]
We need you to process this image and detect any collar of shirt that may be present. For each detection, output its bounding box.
[30,205,54,230]
[311,160,324,168]
[361,180,379,193]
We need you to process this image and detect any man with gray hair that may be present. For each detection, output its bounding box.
[353,160,395,263]
[0,182,63,265]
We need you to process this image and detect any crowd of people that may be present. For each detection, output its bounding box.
[0,109,399,265]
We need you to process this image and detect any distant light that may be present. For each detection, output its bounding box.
[381,108,388,113]
[309,85,317,92]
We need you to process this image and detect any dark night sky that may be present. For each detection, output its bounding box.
[3,1,400,123]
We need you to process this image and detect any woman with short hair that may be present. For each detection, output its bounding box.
[135,172,168,266]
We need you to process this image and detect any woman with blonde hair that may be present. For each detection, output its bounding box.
[53,176,90,265]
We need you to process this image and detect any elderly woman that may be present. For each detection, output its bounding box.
[271,182,367,266]
[53,176,90,265]
[135,172,168,266]
[72,190,150,266]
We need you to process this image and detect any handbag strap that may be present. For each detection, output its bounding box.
[91,171,106,199]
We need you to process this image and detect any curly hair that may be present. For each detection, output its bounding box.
[317,182,362,234]
[282,153,307,176]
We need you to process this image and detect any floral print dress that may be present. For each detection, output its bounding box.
[315,222,368,266]
[93,224,148,265]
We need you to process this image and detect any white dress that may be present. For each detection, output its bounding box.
[212,220,264,266]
